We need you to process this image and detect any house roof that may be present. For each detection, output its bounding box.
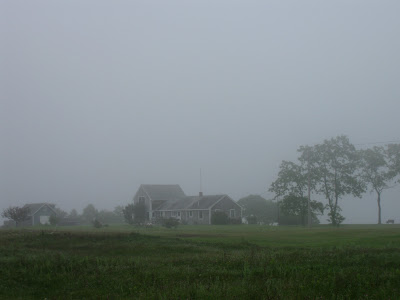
[23,203,56,216]
[141,184,186,201]
[157,195,226,210]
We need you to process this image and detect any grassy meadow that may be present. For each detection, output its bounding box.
[1,224,400,299]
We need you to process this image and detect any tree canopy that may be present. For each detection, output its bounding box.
[2,206,30,226]
[123,203,146,225]
[360,145,399,224]
[279,194,324,226]
[237,195,277,224]
[82,204,98,224]
[299,136,365,225]
[270,135,368,226]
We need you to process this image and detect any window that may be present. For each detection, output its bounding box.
[152,212,155,218]
[177,211,181,217]
[189,211,193,217]
[199,211,203,219]
[172,211,176,217]
[138,196,145,204]
[230,209,235,218]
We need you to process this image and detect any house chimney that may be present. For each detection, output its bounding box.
[199,191,203,197]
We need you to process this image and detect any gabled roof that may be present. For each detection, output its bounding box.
[141,184,186,201]
[186,195,226,210]
[23,203,56,216]
[157,195,226,210]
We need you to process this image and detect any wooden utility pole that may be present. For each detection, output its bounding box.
[307,149,312,227]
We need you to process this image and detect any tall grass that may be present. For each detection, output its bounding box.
[0,225,399,299]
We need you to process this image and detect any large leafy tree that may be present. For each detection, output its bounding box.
[69,209,78,218]
[299,135,365,226]
[237,195,278,224]
[269,161,309,198]
[54,207,67,219]
[387,143,400,180]
[279,194,324,226]
[2,206,30,226]
[360,146,397,224]
[82,204,98,224]
[269,158,321,225]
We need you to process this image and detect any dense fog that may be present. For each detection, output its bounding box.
[2,1,400,224]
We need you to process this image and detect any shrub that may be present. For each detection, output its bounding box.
[49,215,59,226]
[123,203,146,225]
[246,215,257,224]
[211,211,229,225]
[162,218,179,229]
[92,218,103,228]
[228,218,242,225]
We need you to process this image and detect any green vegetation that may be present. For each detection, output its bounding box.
[1,225,400,299]
[269,136,400,226]
[237,195,278,224]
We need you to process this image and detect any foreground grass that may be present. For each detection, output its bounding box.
[1,225,400,299]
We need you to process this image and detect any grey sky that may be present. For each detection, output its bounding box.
[1,1,400,224]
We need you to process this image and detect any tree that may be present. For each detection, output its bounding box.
[237,195,278,224]
[269,161,309,199]
[122,204,134,224]
[132,202,146,224]
[299,135,365,226]
[49,214,59,226]
[54,207,67,219]
[387,143,400,181]
[97,209,124,224]
[123,203,146,225]
[92,218,103,228]
[360,146,398,224]
[82,204,98,224]
[269,159,318,225]
[2,206,30,227]
[69,209,78,218]
[113,206,124,218]
[279,194,324,226]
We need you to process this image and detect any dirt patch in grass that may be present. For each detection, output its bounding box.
[176,233,226,238]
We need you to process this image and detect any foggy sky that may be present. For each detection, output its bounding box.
[1,1,400,224]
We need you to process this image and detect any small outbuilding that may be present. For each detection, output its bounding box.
[21,203,57,226]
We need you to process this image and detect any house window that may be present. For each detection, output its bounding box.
[152,212,155,218]
[189,211,193,217]
[177,211,181,217]
[230,209,235,218]
[199,211,203,219]
[138,196,145,204]
[172,211,176,217]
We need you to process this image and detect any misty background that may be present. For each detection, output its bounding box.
[1,1,400,224]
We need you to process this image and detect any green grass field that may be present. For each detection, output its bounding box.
[1,224,400,299]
